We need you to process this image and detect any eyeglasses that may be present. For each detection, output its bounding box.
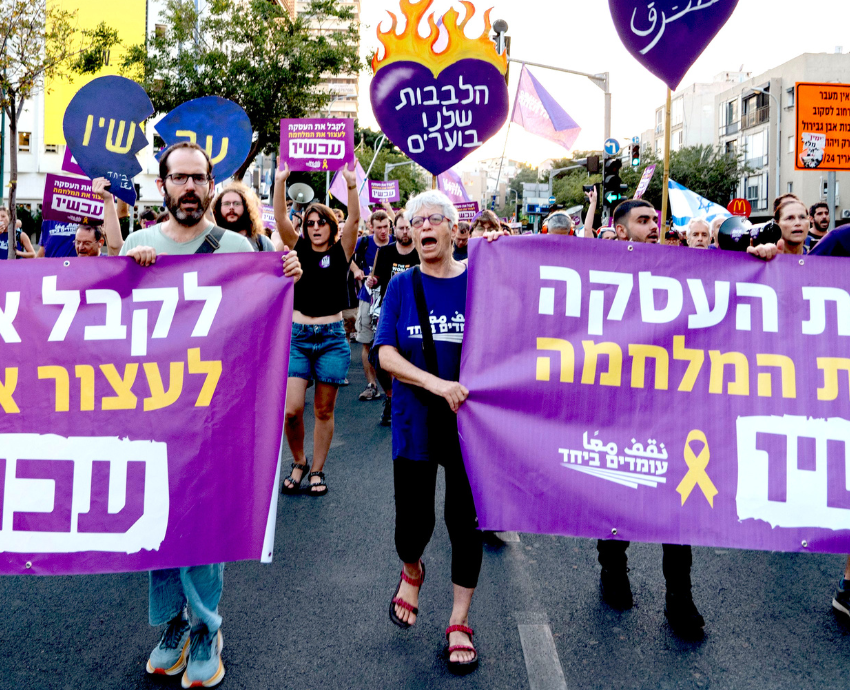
[220,200,243,209]
[74,241,97,248]
[306,218,328,228]
[166,173,211,186]
[411,214,448,228]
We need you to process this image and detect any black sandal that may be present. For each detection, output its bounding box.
[305,471,328,496]
[281,462,309,495]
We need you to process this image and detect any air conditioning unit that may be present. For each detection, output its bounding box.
[842,209,850,220]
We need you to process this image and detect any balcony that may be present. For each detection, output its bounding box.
[745,155,768,170]
[742,105,770,129]
[719,121,740,137]
[655,124,663,135]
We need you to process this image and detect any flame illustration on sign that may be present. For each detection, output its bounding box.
[372,0,507,78]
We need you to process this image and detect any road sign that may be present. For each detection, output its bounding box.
[632,136,640,144]
[604,138,620,156]
[727,198,752,217]
[548,196,556,205]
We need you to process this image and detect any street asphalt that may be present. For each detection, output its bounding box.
[1,348,848,690]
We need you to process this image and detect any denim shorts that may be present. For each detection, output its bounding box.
[288,321,351,385]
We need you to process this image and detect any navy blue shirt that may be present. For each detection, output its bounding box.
[40,220,78,258]
[809,226,850,257]
[373,268,467,461]
[355,235,393,302]
[0,231,23,259]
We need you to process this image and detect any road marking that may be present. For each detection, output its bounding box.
[497,531,521,542]
[518,622,568,690]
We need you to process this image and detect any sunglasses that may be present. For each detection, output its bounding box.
[306,218,329,228]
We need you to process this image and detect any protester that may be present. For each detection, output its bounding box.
[0,207,35,259]
[470,210,500,238]
[686,218,711,249]
[774,198,809,255]
[366,211,420,426]
[709,216,725,249]
[121,141,301,689]
[806,202,830,251]
[74,225,106,257]
[352,210,393,402]
[546,212,574,236]
[598,226,617,240]
[37,219,78,257]
[452,220,470,261]
[273,161,360,496]
[74,177,123,256]
[375,189,481,673]
[584,186,598,238]
[212,182,275,252]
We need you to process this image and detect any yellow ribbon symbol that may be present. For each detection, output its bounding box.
[676,430,718,508]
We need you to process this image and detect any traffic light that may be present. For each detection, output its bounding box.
[630,144,640,167]
[603,159,627,211]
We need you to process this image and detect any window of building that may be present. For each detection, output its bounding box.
[155,24,166,38]
[672,97,684,127]
[672,130,684,152]
[743,129,769,169]
[787,182,793,194]
[18,132,31,152]
[655,109,663,134]
[745,174,768,211]
[788,136,794,154]
[655,138,663,156]
[719,98,739,135]
[786,88,795,109]
[45,144,58,154]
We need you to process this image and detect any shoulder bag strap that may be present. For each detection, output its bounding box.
[194,225,226,255]
[411,266,439,378]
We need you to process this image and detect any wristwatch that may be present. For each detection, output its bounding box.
[347,183,356,190]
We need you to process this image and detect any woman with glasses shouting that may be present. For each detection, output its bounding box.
[373,189,482,674]
[273,161,360,496]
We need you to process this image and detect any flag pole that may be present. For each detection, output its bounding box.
[659,87,672,241]
[494,63,523,212]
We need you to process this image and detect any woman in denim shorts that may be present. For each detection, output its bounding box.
[273,162,360,496]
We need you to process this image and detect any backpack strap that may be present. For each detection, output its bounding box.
[411,266,439,377]
[194,225,226,254]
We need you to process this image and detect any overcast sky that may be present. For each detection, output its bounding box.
[358,0,848,170]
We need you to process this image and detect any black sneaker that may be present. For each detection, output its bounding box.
[600,567,633,610]
[833,580,850,619]
[380,397,392,426]
[665,591,705,635]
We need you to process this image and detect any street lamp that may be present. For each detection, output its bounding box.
[752,87,781,202]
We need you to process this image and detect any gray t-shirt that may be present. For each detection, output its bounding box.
[120,223,254,256]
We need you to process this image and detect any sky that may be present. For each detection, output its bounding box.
[357,0,849,171]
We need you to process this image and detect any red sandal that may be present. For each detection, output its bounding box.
[389,560,425,629]
[445,625,479,674]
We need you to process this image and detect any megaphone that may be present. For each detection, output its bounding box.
[288,183,314,205]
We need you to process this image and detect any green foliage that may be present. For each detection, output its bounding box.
[509,163,541,197]
[354,139,426,206]
[124,0,362,181]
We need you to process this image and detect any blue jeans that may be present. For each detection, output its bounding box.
[288,321,350,385]
[149,565,224,633]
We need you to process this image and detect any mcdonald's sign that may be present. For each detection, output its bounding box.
[727,198,751,218]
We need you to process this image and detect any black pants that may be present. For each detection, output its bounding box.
[394,457,483,589]
[596,540,693,593]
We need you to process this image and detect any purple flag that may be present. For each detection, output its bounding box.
[329,159,370,221]
[0,254,293,575]
[609,0,739,90]
[437,169,471,204]
[511,65,581,152]
[459,236,850,554]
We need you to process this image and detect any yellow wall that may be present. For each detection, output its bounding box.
[44,0,147,145]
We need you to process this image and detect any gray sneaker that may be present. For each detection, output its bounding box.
[146,610,190,676]
[181,626,224,688]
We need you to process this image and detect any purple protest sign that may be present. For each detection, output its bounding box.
[437,169,471,204]
[261,204,276,231]
[368,180,400,204]
[634,164,657,199]
[455,202,479,223]
[0,254,292,575]
[42,174,105,225]
[460,237,850,554]
[609,0,739,90]
[61,148,87,177]
[370,3,509,175]
[279,118,354,173]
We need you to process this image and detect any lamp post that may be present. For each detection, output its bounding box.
[752,87,781,204]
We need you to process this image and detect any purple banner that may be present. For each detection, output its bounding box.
[455,202,480,223]
[279,118,354,173]
[634,164,657,199]
[460,237,850,554]
[368,180,401,204]
[261,204,276,232]
[0,254,292,575]
[61,148,87,177]
[42,174,105,225]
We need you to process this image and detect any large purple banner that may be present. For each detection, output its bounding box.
[0,254,293,575]
[459,237,850,554]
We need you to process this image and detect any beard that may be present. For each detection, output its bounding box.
[397,235,413,246]
[216,208,252,234]
[165,188,211,226]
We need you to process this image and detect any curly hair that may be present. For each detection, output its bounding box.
[213,182,264,240]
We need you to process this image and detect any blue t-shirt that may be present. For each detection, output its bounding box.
[355,235,394,302]
[40,220,78,257]
[373,267,467,461]
[0,231,23,259]
[809,227,850,257]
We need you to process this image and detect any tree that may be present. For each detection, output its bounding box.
[125,0,361,183]
[0,0,119,258]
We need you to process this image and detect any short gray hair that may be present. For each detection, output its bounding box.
[687,217,710,236]
[405,190,458,227]
[547,213,573,231]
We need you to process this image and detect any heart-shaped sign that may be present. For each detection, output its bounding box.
[608,0,739,90]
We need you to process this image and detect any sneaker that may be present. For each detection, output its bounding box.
[380,397,392,426]
[359,383,381,401]
[833,578,850,619]
[600,567,633,610]
[665,591,705,635]
[181,626,224,688]
[146,610,191,676]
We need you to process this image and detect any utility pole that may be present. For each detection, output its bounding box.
[659,88,672,236]
[828,171,837,231]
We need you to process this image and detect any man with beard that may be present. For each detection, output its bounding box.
[121,142,302,689]
[366,211,420,425]
[212,181,275,251]
[806,202,831,251]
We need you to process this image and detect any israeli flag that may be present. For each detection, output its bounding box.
[668,180,730,232]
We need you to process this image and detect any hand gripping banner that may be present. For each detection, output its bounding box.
[459,237,850,554]
[0,254,293,575]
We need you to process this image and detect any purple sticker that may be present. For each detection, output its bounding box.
[279,118,354,172]
[368,180,401,204]
[42,174,105,225]
[608,0,739,90]
[455,202,479,222]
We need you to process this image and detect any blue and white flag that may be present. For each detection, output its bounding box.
[668,179,730,232]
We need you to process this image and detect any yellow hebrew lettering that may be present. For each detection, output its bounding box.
[75,365,95,411]
[0,367,20,413]
[100,364,139,410]
[105,119,135,154]
[756,354,797,399]
[536,338,574,383]
[175,129,197,144]
[38,366,70,412]
[143,362,185,412]
[82,115,94,147]
[708,351,749,396]
[581,341,622,387]
[629,344,669,390]
[673,335,704,392]
[188,348,221,407]
[817,357,850,401]
[205,135,229,165]
[98,117,105,127]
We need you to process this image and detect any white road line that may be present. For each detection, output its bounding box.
[518,623,568,690]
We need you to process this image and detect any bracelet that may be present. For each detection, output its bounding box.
[347,183,356,190]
